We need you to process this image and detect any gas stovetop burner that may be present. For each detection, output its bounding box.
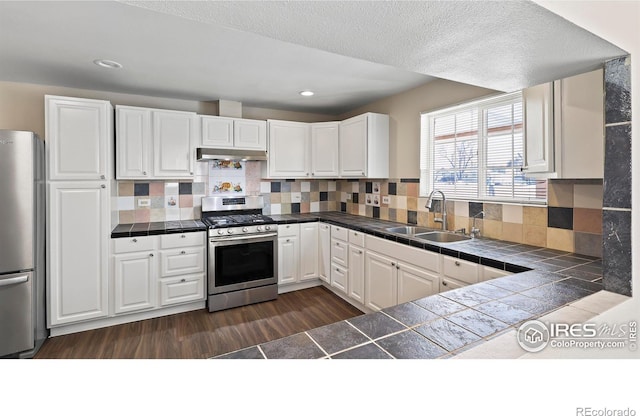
[202,214,274,228]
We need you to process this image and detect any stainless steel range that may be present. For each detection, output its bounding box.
[201,195,278,312]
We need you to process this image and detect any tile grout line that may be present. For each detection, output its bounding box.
[303,332,331,359]
[256,344,267,360]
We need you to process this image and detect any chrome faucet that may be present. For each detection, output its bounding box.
[425,190,446,231]
[470,211,485,238]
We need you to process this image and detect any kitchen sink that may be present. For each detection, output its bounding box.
[385,226,433,235]
[414,231,472,243]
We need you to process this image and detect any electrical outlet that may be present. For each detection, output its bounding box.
[382,196,390,204]
[346,193,351,201]
[138,198,150,207]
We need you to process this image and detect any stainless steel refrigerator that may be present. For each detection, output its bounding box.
[0,130,47,358]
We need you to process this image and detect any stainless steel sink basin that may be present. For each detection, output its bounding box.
[414,231,472,243]
[385,226,433,235]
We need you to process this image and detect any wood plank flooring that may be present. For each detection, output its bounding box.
[34,286,363,359]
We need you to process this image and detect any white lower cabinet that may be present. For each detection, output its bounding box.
[348,245,365,304]
[330,264,348,294]
[111,232,206,317]
[278,225,300,285]
[364,251,397,311]
[299,223,319,281]
[397,262,440,304]
[113,250,157,314]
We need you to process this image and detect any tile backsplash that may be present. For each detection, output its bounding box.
[114,161,603,258]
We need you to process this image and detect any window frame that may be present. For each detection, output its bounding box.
[420,91,547,205]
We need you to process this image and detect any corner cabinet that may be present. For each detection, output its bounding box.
[200,115,266,150]
[115,106,197,180]
[339,113,389,178]
[523,68,604,179]
[267,120,311,178]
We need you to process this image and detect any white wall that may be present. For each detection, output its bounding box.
[534,0,639,358]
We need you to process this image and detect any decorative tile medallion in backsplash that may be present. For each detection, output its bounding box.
[209,160,246,194]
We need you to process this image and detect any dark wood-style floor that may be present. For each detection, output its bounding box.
[34,286,363,359]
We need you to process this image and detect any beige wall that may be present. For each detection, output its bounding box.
[340,78,496,178]
[0,81,334,139]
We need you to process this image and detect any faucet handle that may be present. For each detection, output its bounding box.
[455,228,466,235]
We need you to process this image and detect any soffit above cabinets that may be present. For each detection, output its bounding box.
[0,1,626,115]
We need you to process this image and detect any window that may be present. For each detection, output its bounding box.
[420,92,547,203]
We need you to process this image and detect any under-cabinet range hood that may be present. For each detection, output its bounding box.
[196,147,267,161]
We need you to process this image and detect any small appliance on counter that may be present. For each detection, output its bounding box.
[201,195,278,312]
[0,130,48,358]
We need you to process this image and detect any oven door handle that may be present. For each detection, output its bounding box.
[210,232,278,243]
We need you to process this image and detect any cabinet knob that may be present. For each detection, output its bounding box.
[336,242,340,246]
[286,239,290,243]
[396,265,400,270]
[181,234,186,238]
[442,281,448,286]
[100,175,105,180]
[306,173,309,176]
[358,250,363,254]
[361,172,365,176]
[132,238,137,243]
[455,261,461,266]
[143,171,147,175]
[311,173,315,176]
[101,184,106,189]
[149,253,154,257]
[190,172,194,175]
[180,279,186,283]
[391,262,395,266]
[180,250,186,254]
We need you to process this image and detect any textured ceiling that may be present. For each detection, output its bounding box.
[0,1,626,115]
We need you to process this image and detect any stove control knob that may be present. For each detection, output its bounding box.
[265,225,271,231]
[256,226,262,232]
[227,229,234,234]
[217,230,224,235]
[242,227,248,233]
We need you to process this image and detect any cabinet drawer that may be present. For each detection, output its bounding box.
[159,247,205,277]
[330,264,348,294]
[278,223,299,238]
[112,235,157,254]
[480,266,511,282]
[442,256,479,285]
[348,230,365,247]
[331,225,348,241]
[331,239,349,267]
[160,232,205,249]
[365,234,440,273]
[159,274,205,306]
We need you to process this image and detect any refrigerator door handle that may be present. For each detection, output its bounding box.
[0,275,29,287]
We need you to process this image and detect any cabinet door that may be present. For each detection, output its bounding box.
[397,262,439,304]
[201,116,234,148]
[234,119,267,150]
[318,223,331,284]
[113,251,157,314]
[364,251,397,311]
[48,182,109,326]
[46,96,111,181]
[152,110,196,178]
[339,114,367,177]
[523,82,554,175]
[278,236,299,285]
[116,106,151,179]
[311,122,340,177]
[268,120,310,178]
[348,246,365,304]
[299,222,319,281]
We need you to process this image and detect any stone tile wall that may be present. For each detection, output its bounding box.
[603,56,632,296]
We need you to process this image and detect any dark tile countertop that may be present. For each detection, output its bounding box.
[212,211,608,359]
[111,220,206,238]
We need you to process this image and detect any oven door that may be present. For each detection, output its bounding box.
[208,233,278,294]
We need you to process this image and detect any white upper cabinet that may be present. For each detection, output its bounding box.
[116,106,151,179]
[152,110,197,178]
[200,116,266,150]
[267,120,310,178]
[311,122,340,177]
[116,106,197,180]
[339,112,389,178]
[46,96,112,181]
[234,119,267,150]
[523,82,555,175]
[201,116,234,148]
[523,68,604,179]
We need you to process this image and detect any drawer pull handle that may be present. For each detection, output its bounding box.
[396,265,400,270]
[181,234,186,238]
[442,281,448,286]
[455,261,461,266]
[149,253,154,257]
[132,238,137,243]
[286,239,290,243]
[180,279,186,283]
[181,251,186,254]
[100,184,106,189]
[358,250,363,254]
[391,262,395,266]
[100,175,105,180]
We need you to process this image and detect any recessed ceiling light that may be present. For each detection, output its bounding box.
[93,59,123,69]
[299,90,314,97]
